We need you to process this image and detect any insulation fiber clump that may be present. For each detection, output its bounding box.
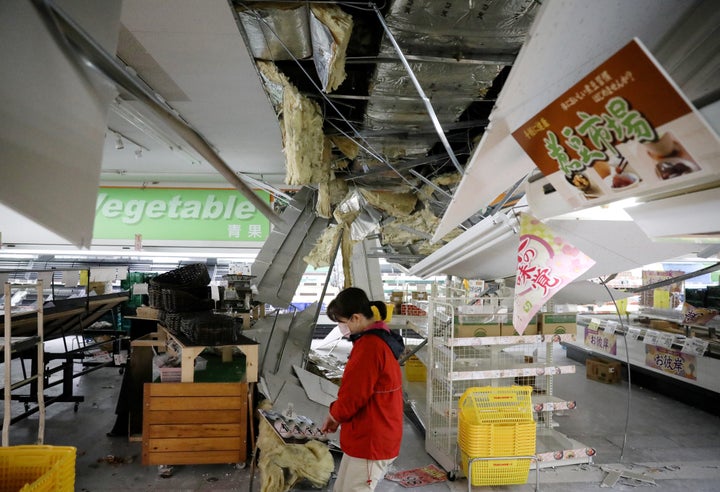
[283,85,328,186]
[359,188,417,217]
[257,417,334,492]
[317,176,349,218]
[304,224,342,268]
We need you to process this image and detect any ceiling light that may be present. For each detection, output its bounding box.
[110,99,203,166]
[114,134,124,150]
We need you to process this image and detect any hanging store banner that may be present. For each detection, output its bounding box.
[645,345,697,380]
[513,38,720,211]
[93,187,271,242]
[512,213,595,335]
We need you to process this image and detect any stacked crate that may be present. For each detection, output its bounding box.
[458,386,536,486]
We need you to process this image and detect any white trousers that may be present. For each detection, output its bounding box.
[332,454,396,491]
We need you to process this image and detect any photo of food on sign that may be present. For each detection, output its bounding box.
[512,38,718,210]
[625,131,701,181]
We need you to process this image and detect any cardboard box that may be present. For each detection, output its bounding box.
[456,313,502,325]
[503,317,538,336]
[136,305,160,320]
[538,313,577,335]
[455,323,502,338]
[586,357,622,384]
[411,291,428,301]
[390,291,404,306]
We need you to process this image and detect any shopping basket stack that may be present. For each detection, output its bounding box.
[148,263,216,339]
[0,445,76,492]
[457,386,536,486]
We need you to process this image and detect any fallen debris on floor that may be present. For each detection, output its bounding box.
[600,465,656,488]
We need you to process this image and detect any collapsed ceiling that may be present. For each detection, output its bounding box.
[231,0,539,269]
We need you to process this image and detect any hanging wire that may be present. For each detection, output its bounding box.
[599,276,632,462]
[237,3,408,173]
[235,1,432,191]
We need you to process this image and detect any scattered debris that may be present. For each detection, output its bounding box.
[158,464,174,478]
[97,454,134,465]
[600,466,656,488]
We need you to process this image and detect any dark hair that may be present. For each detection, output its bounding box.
[326,287,387,322]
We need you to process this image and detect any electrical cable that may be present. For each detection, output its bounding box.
[598,277,632,462]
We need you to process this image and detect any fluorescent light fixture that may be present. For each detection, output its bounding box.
[237,173,294,202]
[0,248,260,261]
[110,99,203,166]
[410,210,518,278]
[554,198,639,222]
[625,188,720,242]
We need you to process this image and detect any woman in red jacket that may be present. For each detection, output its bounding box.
[321,287,405,491]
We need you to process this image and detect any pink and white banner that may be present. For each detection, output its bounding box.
[513,213,595,335]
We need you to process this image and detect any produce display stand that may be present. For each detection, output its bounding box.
[158,325,258,383]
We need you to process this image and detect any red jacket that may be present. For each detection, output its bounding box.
[329,322,404,459]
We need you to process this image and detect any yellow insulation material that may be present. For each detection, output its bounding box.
[329,135,359,160]
[359,188,417,216]
[316,176,349,218]
[257,417,334,492]
[303,224,342,268]
[283,84,328,186]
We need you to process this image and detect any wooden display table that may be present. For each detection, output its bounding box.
[158,326,259,383]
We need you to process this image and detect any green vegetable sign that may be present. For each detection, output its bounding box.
[93,187,271,242]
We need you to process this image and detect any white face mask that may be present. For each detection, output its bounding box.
[338,322,351,337]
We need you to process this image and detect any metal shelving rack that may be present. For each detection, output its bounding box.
[425,297,594,477]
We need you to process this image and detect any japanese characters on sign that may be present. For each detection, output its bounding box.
[645,345,697,380]
[585,322,617,355]
[513,38,720,211]
[681,337,709,357]
[512,213,595,335]
[626,327,642,341]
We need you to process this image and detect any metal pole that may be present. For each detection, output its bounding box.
[371,4,464,175]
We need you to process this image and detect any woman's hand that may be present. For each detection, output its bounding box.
[320,413,339,434]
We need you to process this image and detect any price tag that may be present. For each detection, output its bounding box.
[643,329,661,346]
[626,327,642,340]
[681,337,709,356]
[588,318,602,331]
[132,283,149,295]
[603,320,618,335]
[656,332,675,349]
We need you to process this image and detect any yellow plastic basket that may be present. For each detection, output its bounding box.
[404,355,426,382]
[458,386,536,459]
[0,445,76,492]
[384,303,394,323]
[461,450,532,486]
[458,386,534,424]
[458,420,536,457]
